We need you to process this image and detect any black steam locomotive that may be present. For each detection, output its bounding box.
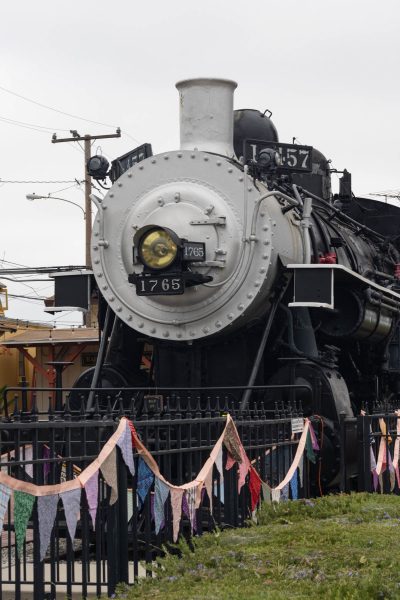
[73,78,400,488]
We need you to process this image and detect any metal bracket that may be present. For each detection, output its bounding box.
[189,217,226,226]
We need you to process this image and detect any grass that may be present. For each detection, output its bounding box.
[111,493,400,600]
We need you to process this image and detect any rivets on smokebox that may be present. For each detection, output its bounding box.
[127,173,132,177]
[215,321,222,328]
[260,212,265,217]
[97,272,103,278]
[151,159,156,164]
[109,296,115,302]
[117,182,123,187]
[102,285,108,291]
[216,160,222,166]
[138,322,144,328]
[239,176,244,182]
[228,168,233,173]
[150,327,156,334]
[263,225,269,231]
[174,193,180,203]
[262,254,269,259]
[204,156,209,161]
[227,313,234,320]
[189,331,196,337]
[162,331,170,337]
[259,267,266,274]
[190,154,196,159]
[176,332,183,338]
[254,280,261,287]
[163,155,169,160]
[247,293,254,299]
[139,165,144,170]
[127,315,132,321]
[116,306,122,312]
[158,198,165,206]
[177,153,183,158]
[264,240,270,246]
[109,193,114,198]
[202,326,210,334]
[94,259,100,264]
[237,304,244,311]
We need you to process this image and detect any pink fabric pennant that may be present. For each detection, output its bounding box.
[238,445,250,493]
[170,488,184,543]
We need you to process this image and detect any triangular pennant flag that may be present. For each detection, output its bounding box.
[204,467,213,512]
[225,452,236,471]
[116,424,135,476]
[290,470,298,500]
[298,455,304,488]
[38,495,59,561]
[170,488,184,542]
[154,478,170,535]
[215,447,224,482]
[0,483,12,535]
[183,487,197,532]
[387,449,396,492]
[306,430,317,463]
[84,471,99,529]
[223,420,242,463]
[238,445,251,493]
[137,458,154,506]
[281,483,289,502]
[61,488,81,541]
[261,482,271,503]
[14,491,36,558]
[373,470,379,491]
[309,421,320,451]
[249,467,262,512]
[100,447,118,505]
[271,488,281,503]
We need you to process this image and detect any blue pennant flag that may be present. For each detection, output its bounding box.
[137,458,154,506]
[290,470,298,500]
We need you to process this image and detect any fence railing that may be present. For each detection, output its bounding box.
[0,387,311,600]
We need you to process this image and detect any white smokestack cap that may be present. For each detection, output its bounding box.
[176,78,238,158]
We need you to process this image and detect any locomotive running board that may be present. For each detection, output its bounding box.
[286,263,400,310]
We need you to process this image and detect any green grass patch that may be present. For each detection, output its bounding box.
[112,493,400,599]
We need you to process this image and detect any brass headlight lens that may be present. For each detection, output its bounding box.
[139,228,178,270]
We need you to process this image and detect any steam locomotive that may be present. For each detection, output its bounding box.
[76,78,400,487]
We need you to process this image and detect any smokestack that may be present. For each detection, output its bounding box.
[175,78,238,158]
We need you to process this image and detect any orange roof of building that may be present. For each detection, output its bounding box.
[0,327,99,347]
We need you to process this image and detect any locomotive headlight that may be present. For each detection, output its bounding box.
[138,228,178,270]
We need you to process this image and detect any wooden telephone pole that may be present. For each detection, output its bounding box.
[52,128,121,325]
[52,128,121,267]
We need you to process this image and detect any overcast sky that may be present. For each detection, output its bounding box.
[1,0,399,325]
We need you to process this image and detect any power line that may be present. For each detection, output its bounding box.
[0,84,117,129]
[0,179,82,184]
[0,115,71,134]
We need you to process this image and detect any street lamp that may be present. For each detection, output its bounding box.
[26,193,86,218]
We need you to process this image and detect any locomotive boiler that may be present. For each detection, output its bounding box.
[79,78,400,487]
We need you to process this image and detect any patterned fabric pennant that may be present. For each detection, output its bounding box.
[38,495,59,561]
[182,487,197,532]
[290,470,298,500]
[154,478,170,535]
[298,455,304,488]
[14,491,36,558]
[238,446,250,493]
[309,422,320,451]
[84,471,99,529]
[306,431,317,464]
[100,447,118,505]
[225,452,236,471]
[204,467,213,512]
[249,467,261,512]
[223,421,242,463]
[281,483,289,502]
[271,488,281,503]
[170,488,184,542]
[215,447,224,482]
[116,424,135,476]
[137,458,154,506]
[61,488,81,541]
[0,483,11,535]
[261,482,271,503]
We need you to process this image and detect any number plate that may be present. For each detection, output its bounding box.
[244,139,313,172]
[182,241,206,262]
[136,275,184,296]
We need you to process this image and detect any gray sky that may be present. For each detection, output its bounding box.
[1,0,399,325]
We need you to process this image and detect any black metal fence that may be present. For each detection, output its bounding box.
[0,385,311,599]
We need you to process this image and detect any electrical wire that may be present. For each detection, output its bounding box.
[0,179,79,184]
[0,115,71,133]
[0,84,118,129]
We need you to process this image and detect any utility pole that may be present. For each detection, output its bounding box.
[52,128,121,326]
[52,129,121,267]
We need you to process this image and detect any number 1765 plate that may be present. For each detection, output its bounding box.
[136,275,184,296]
